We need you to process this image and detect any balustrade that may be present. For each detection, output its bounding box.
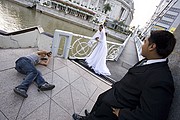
[52,29,126,61]
[134,35,144,61]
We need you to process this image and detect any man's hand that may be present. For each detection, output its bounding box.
[39,61,48,66]
[112,108,120,117]
[39,54,51,66]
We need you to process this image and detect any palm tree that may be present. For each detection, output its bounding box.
[103,3,111,14]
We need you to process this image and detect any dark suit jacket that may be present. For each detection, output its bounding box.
[102,59,174,120]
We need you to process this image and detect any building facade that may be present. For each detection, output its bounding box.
[106,0,134,25]
[142,0,180,35]
[38,0,134,26]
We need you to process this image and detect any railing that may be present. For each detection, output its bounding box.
[114,34,131,61]
[0,26,45,49]
[51,29,125,61]
[134,35,144,61]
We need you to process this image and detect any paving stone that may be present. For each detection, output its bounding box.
[50,100,72,120]
[12,48,37,57]
[47,57,67,71]
[0,69,24,94]
[57,57,68,65]
[55,66,81,83]
[90,87,105,103]
[80,99,95,116]
[82,77,98,98]
[0,48,111,120]
[0,111,8,120]
[23,100,50,120]
[67,61,81,74]
[71,86,89,114]
[0,49,37,71]
[71,77,89,97]
[0,89,24,120]
[67,67,81,83]
[42,72,69,97]
[54,66,69,83]
[96,80,112,91]
[16,85,49,120]
[85,74,100,86]
[52,86,74,115]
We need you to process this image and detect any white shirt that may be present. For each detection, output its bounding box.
[143,58,167,65]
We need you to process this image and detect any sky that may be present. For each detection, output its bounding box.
[130,0,162,28]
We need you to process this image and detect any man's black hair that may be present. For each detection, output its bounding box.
[148,30,176,58]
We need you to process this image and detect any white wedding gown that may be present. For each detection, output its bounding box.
[85,28,111,76]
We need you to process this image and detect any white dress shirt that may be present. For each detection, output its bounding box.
[143,58,167,65]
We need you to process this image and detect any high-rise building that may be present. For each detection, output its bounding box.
[143,0,180,35]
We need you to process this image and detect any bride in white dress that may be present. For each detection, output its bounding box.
[85,25,111,76]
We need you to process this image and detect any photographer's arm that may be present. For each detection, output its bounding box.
[37,50,48,55]
[39,55,51,66]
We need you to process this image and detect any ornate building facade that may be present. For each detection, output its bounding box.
[38,0,134,26]
[106,0,134,25]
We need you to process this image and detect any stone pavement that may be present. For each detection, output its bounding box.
[0,48,111,120]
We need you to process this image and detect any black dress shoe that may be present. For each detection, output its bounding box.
[39,83,55,91]
[72,113,88,120]
[85,109,90,116]
[14,87,28,98]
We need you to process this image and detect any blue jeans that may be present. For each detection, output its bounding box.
[15,57,46,91]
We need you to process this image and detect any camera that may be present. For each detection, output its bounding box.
[47,52,52,57]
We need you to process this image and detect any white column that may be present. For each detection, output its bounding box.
[124,10,129,21]
[80,0,83,5]
[52,30,73,59]
[118,4,122,20]
[95,0,99,8]
[122,9,128,21]
[87,0,91,8]
[104,0,108,4]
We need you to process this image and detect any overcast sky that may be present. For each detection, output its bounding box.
[130,0,162,28]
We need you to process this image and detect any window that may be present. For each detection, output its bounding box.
[169,7,180,13]
[164,14,176,19]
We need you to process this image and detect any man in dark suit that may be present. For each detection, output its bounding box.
[72,30,176,120]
